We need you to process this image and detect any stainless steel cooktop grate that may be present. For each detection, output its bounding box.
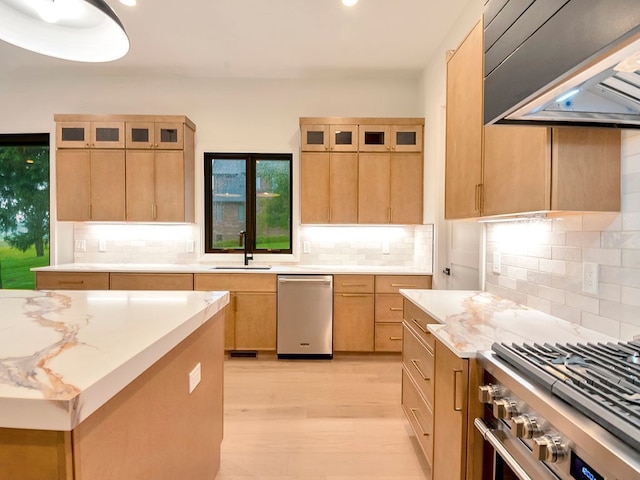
[492,341,640,452]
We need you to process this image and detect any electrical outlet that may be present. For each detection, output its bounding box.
[493,252,501,274]
[98,239,107,252]
[189,363,201,394]
[74,240,86,252]
[382,240,390,254]
[582,262,599,295]
[303,241,311,254]
[186,240,195,253]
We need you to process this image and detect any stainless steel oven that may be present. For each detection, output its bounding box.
[475,342,640,480]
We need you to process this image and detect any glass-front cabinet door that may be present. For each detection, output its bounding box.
[56,122,90,148]
[301,124,329,152]
[359,125,391,152]
[126,122,155,149]
[329,124,358,152]
[155,122,184,149]
[391,125,423,152]
[90,122,125,148]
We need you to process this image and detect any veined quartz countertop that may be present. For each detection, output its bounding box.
[400,290,616,358]
[32,263,432,275]
[0,289,229,431]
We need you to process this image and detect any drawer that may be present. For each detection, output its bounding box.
[333,274,374,294]
[401,367,434,467]
[375,294,404,323]
[374,275,431,294]
[374,323,403,352]
[402,323,434,408]
[403,298,437,350]
[35,272,110,290]
[194,273,276,292]
[110,273,193,290]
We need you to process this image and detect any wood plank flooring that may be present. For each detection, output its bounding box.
[216,353,430,480]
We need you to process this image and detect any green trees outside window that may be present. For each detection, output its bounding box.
[0,134,50,289]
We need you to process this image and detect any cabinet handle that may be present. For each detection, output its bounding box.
[409,408,430,436]
[479,183,484,212]
[58,280,84,285]
[389,336,402,341]
[89,204,93,220]
[388,207,392,222]
[410,359,430,380]
[389,307,403,312]
[341,283,368,287]
[474,184,479,211]
[411,317,427,334]
[233,296,237,312]
[453,369,463,412]
[328,207,331,222]
[390,283,416,288]
[152,204,157,220]
[340,293,369,297]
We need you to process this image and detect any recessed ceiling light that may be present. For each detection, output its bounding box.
[0,0,129,62]
[119,0,137,6]
[342,0,358,6]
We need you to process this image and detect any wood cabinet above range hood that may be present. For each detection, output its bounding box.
[484,0,640,128]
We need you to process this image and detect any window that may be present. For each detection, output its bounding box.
[0,133,50,289]
[204,152,292,254]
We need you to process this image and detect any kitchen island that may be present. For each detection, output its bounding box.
[0,289,229,480]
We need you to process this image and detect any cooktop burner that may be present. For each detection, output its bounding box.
[492,340,640,452]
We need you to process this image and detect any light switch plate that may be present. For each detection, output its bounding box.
[75,240,86,252]
[303,241,311,254]
[186,240,195,253]
[382,241,390,254]
[98,239,107,252]
[492,252,501,274]
[189,363,201,394]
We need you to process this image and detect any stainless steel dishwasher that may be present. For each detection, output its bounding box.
[277,274,333,359]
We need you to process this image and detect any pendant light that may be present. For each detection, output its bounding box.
[0,0,129,62]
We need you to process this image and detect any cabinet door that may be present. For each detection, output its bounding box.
[126,122,155,149]
[390,153,423,224]
[56,149,91,221]
[301,124,329,152]
[91,122,125,149]
[235,292,276,350]
[375,294,404,323]
[483,125,551,216]
[359,125,390,152]
[301,152,330,223]
[109,273,193,290]
[329,124,358,152]
[391,125,423,152]
[445,21,483,219]
[155,122,184,150]
[35,272,110,290]
[358,153,390,223]
[126,150,156,221]
[375,323,403,352]
[433,339,469,480]
[155,151,185,221]
[330,153,358,223]
[56,122,90,148]
[333,293,374,351]
[90,150,126,221]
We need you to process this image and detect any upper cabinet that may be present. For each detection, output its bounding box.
[444,20,621,220]
[55,114,196,223]
[300,117,424,225]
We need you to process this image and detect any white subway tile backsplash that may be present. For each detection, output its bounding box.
[619,322,640,341]
[552,246,582,262]
[551,303,581,324]
[602,231,640,249]
[539,285,565,304]
[581,312,620,338]
[526,295,551,314]
[565,292,599,314]
[621,286,640,307]
[622,192,640,212]
[622,172,640,194]
[582,212,622,232]
[565,231,601,248]
[582,248,621,266]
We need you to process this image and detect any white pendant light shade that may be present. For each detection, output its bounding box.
[0,0,129,62]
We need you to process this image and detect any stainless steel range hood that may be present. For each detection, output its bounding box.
[484,0,640,128]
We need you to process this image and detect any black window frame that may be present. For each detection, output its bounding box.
[204,152,293,255]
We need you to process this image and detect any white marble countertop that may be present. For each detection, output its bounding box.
[0,289,229,431]
[33,263,432,275]
[400,290,616,358]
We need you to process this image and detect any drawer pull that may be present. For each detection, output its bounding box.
[58,280,84,285]
[453,369,463,412]
[389,307,403,312]
[340,293,369,297]
[391,283,417,288]
[410,359,430,381]
[389,336,402,341]
[409,408,430,436]
[341,283,368,287]
[411,317,428,334]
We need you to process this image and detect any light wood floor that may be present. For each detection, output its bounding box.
[216,353,430,480]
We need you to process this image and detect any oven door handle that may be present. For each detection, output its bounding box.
[474,418,534,480]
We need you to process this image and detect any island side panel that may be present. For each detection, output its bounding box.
[72,309,224,480]
[0,430,73,480]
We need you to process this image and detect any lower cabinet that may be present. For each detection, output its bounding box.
[109,273,193,290]
[35,272,110,290]
[194,273,277,352]
[333,275,375,352]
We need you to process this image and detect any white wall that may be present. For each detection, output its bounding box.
[419,0,483,289]
[0,72,423,264]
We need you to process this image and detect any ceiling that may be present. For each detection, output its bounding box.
[0,0,470,80]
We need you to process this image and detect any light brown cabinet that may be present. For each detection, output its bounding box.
[444,21,621,220]
[109,273,194,290]
[358,153,423,224]
[300,117,424,225]
[333,274,375,352]
[54,114,195,223]
[35,272,110,290]
[194,273,277,352]
[300,152,358,223]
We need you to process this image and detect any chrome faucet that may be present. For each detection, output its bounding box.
[239,231,253,266]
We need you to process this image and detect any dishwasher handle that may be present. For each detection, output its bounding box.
[278,278,331,285]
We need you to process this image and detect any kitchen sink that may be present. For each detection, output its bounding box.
[210,266,272,270]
